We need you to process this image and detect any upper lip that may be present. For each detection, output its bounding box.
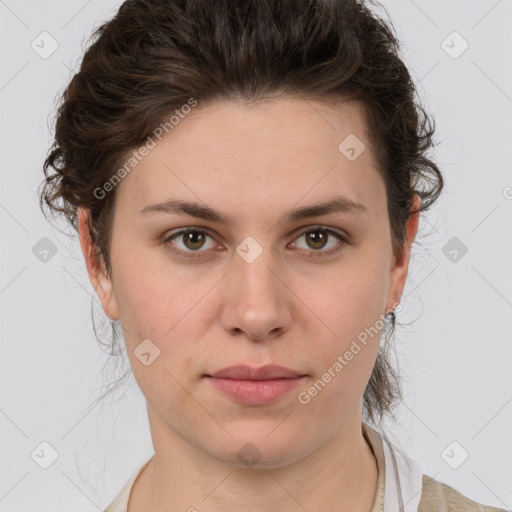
[207,364,304,380]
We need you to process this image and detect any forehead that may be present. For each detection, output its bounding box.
[115,97,384,223]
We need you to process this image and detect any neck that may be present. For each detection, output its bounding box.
[129,404,378,512]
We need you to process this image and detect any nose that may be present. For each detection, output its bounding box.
[220,246,293,342]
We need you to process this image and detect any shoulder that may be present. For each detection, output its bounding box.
[419,474,509,512]
[103,455,154,512]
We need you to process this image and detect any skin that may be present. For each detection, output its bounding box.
[78,97,420,512]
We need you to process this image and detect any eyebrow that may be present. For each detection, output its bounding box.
[140,195,368,224]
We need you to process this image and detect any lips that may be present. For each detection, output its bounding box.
[205,364,307,405]
[207,364,304,380]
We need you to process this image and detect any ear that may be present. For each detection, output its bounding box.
[386,194,421,313]
[77,207,119,321]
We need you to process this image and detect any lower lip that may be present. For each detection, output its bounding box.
[206,376,305,406]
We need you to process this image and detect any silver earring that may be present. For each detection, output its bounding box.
[385,310,395,321]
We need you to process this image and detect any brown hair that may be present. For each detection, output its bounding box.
[39,0,443,429]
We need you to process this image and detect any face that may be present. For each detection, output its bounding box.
[79,97,419,468]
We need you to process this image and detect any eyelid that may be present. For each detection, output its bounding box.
[164,227,220,257]
[289,223,347,240]
[288,225,348,257]
[163,225,349,258]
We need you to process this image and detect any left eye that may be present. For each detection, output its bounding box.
[164,227,347,257]
[291,227,346,253]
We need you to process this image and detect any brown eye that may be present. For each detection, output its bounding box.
[182,230,206,250]
[165,229,217,255]
[305,229,329,250]
[292,226,347,256]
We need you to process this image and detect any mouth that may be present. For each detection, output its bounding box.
[204,364,307,406]
[206,364,305,380]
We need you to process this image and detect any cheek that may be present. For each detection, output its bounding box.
[111,242,196,337]
[111,248,221,387]
[311,257,389,343]
[299,256,388,396]
[112,256,206,408]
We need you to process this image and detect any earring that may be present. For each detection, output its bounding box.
[385,310,395,321]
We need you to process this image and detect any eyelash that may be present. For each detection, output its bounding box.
[163,225,348,259]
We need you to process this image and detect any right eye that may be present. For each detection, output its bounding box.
[164,228,219,257]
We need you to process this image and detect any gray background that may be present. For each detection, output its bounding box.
[1,0,511,510]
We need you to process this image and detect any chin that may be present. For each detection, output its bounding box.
[201,424,308,470]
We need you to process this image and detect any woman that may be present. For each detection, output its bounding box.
[39,0,507,510]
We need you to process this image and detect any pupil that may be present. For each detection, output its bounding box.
[308,230,326,249]
[185,231,204,249]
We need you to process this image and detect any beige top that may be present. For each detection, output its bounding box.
[104,423,508,512]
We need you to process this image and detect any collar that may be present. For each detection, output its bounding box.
[363,423,423,512]
[377,427,424,512]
